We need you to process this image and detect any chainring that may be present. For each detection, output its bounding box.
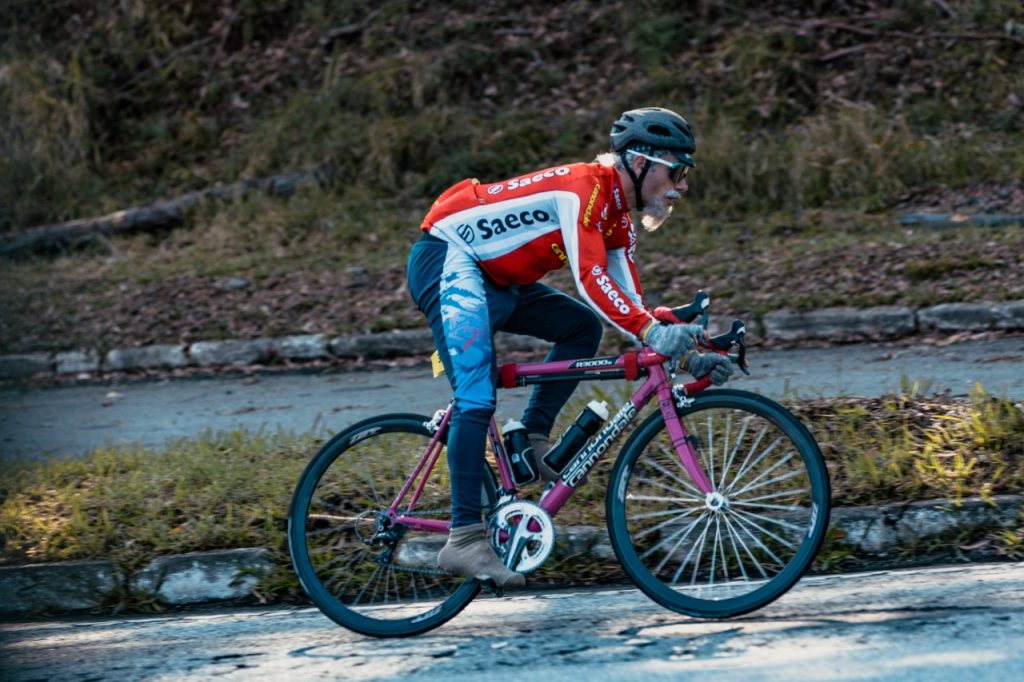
[487,500,555,573]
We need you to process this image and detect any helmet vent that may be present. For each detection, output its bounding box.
[647,124,671,138]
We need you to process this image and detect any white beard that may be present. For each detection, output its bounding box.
[640,189,682,231]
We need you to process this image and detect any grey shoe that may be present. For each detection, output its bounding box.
[437,523,526,589]
[528,433,560,482]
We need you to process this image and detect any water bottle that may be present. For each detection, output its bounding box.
[542,400,610,474]
[502,419,539,486]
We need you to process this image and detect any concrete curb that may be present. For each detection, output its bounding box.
[1,495,1019,617]
[0,548,272,616]
[2,300,1023,381]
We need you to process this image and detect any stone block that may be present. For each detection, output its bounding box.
[917,302,995,331]
[763,306,916,342]
[55,350,100,374]
[830,495,1022,554]
[993,300,1024,330]
[495,332,550,353]
[0,353,53,379]
[329,329,436,358]
[188,339,275,366]
[104,344,188,371]
[134,548,273,606]
[560,525,617,561]
[271,334,329,361]
[0,559,117,614]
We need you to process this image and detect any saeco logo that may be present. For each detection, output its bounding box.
[507,166,571,191]
[474,209,554,240]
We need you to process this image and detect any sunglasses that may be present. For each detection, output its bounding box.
[629,151,690,183]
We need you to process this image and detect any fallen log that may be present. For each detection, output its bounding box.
[1,167,330,257]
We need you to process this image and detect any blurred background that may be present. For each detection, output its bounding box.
[1,0,1022,354]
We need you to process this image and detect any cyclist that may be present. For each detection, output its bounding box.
[406,107,734,588]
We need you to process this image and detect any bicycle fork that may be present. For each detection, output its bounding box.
[658,380,715,495]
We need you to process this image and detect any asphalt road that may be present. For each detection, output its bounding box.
[1,335,1022,459]
[1,562,1021,681]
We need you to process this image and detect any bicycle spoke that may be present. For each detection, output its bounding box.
[626,494,700,505]
[730,449,796,497]
[727,433,781,494]
[632,507,703,540]
[646,511,706,566]
[731,488,809,505]
[725,423,769,491]
[731,499,807,512]
[720,413,752,490]
[629,506,701,521]
[731,506,806,535]
[706,413,715,488]
[631,474,705,505]
[728,510,792,561]
[671,514,711,585]
[653,442,708,497]
[722,512,767,579]
[352,565,381,606]
[708,514,722,586]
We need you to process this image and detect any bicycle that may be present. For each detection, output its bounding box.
[287,292,831,637]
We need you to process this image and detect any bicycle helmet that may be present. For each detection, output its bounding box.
[610,107,696,211]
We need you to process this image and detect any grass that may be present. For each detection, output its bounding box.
[2,188,1022,354]
[2,1,1022,230]
[2,383,1022,608]
[0,427,318,607]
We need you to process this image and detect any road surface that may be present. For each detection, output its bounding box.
[1,562,1021,681]
[1,335,1022,459]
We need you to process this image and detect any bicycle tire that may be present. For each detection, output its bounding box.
[288,413,497,637]
[606,389,830,618]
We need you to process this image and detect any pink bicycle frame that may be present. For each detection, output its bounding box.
[389,348,715,534]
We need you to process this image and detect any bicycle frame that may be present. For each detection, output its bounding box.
[387,348,716,535]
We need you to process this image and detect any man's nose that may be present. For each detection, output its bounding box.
[675,178,689,192]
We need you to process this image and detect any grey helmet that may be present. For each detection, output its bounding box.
[609,107,696,211]
[610,107,696,167]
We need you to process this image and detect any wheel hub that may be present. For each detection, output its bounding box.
[704,491,728,512]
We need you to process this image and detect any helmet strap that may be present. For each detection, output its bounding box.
[620,152,652,212]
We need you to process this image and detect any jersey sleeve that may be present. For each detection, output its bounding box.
[605,246,648,310]
[561,182,655,340]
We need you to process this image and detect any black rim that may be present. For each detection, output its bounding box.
[607,390,831,618]
[288,414,490,637]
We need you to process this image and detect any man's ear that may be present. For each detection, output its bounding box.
[630,154,647,176]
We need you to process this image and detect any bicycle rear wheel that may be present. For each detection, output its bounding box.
[288,413,496,637]
[607,389,830,618]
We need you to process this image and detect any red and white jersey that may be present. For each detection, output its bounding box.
[421,162,656,339]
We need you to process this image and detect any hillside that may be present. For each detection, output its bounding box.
[1,0,1023,354]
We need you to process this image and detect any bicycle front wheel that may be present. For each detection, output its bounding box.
[607,389,830,618]
[288,413,496,637]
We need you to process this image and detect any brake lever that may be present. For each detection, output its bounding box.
[706,319,751,375]
[666,290,709,325]
[735,329,750,376]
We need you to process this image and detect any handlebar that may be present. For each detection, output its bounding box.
[651,291,751,394]
[661,290,710,327]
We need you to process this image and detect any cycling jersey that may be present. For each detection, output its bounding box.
[422,162,656,340]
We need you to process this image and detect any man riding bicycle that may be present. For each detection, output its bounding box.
[406,107,733,589]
